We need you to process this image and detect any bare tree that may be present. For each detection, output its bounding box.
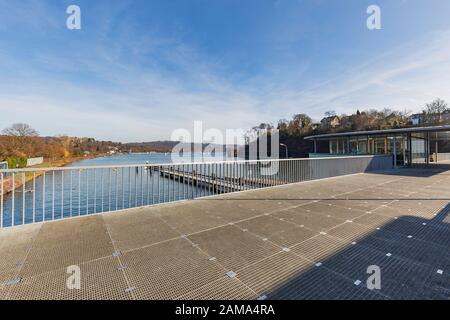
[324,110,336,118]
[1,124,39,158]
[2,123,39,137]
[423,98,449,124]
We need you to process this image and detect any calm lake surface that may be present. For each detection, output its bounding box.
[2,153,236,227]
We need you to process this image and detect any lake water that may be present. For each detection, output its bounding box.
[1,153,236,227]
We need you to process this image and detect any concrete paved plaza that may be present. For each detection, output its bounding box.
[0,166,449,300]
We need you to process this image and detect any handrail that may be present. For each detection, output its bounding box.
[0,155,394,228]
[0,155,390,173]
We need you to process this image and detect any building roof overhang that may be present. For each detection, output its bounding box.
[304,125,450,140]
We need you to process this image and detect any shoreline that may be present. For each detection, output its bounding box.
[0,155,99,196]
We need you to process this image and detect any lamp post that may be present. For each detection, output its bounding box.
[280,143,288,159]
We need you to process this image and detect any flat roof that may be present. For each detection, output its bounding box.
[304,125,450,140]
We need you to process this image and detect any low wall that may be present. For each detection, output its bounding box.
[26,157,44,167]
[437,153,450,162]
[278,155,394,182]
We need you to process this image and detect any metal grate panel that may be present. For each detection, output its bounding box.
[104,209,180,252]
[236,251,312,295]
[7,257,132,300]
[291,234,349,262]
[178,276,257,300]
[19,216,114,278]
[327,222,375,242]
[188,225,280,271]
[236,215,299,239]
[121,238,225,299]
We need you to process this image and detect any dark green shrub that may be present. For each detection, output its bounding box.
[6,156,27,168]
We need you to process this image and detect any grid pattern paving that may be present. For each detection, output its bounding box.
[0,166,449,300]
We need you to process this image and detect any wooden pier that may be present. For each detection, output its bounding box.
[154,167,246,193]
[152,167,287,194]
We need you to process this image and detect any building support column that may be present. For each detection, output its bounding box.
[393,137,397,168]
[403,138,406,166]
[435,132,439,162]
[314,140,317,154]
[384,137,388,154]
[408,133,412,166]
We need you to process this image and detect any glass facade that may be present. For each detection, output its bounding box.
[309,128,450,166]
[321,132,448,166]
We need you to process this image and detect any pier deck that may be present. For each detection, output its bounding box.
[0,166,449,300]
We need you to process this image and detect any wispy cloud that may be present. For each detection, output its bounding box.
[0,1,449,142]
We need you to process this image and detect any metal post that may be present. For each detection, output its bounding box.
[393,137,397,168]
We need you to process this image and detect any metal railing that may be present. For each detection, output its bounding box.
[0,155,392,228]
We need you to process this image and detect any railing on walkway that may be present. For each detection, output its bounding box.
[0,155,392,228]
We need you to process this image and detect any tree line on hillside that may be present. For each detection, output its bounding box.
[246,98,449,158]
[0,123,232,168]
[0,123,183,167]
[0,123,125,166]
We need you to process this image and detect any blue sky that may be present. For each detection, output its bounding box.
[0,0,450,142]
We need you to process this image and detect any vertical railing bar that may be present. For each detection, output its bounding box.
[195,164,199,198]
[32,172,36,223]
[140,166,144,206]
[1,173,3,228]
[172,166,175,202]
[168,167,171,203]
[183,164,186,199]
[135,167,138,207]
[230,162,233,192]
[86,169,89,215]
[42,172,46,221]
[158,166,161,204]
[22,173,25,225]
[177,165,180,201]
[122,168,125,209]
[190,164,193,199]
[225,163,227,193]
[208,164,211,196]
[69,171,72,217]
[162,166,165,203]
[101,169,104,213]
[94,169,97,213]
[151,166,155,205]
[12,172,15,226]
[128,167,131,208]
[61,171,64,218]
[213,163,216,195]
[78,170,81,216]
[109,168,112,212]
[146,166,150,205]
[116,168,119,211]
[52,171,55,221]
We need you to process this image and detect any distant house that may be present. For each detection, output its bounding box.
[311,123,321,130]
[409,111,450,125]
[442,111,450,123]
[320,116,340,130]
[409,113,423,125]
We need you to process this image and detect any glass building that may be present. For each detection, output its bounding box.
[304,125,450,166]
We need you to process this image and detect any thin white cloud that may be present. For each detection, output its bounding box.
[0,3,449,142]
